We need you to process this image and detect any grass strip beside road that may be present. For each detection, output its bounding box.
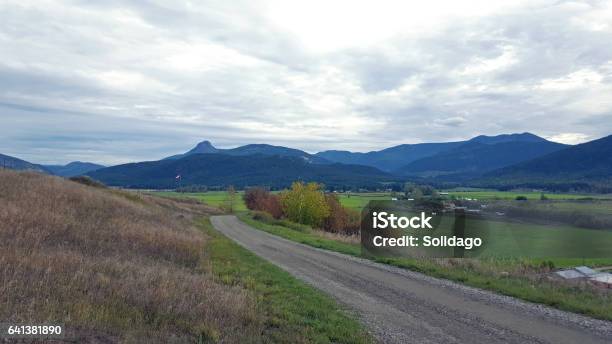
[199,217,374,344]
[238,213,612,321]
[239,214,361,256]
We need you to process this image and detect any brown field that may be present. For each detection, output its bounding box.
[0,170,259,343]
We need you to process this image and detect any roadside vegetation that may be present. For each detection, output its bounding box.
[156,190,249,212]
[0,170,372,343]
[244,182,361,235]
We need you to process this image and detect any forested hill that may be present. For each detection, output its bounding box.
[0,153,48,173]
[88,153,394,189]
[478,134,612,191]
[396,140,566,179]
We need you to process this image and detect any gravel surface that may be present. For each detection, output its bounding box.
[211,215,612,344]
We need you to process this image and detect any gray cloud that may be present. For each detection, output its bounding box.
[1,0,612,164]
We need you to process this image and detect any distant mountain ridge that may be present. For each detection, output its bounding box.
[482,134,612,188]
[0,153,48,173]
[86,132,572,189]
[397,139,567,180]
[468,132,546,144]
[10,132,611,192]
[44,161,106,177]
[0,153,103,177]
[88,153,393,189]
[316,142,465,171]
[316,132,554,172]
[166,140,329,164]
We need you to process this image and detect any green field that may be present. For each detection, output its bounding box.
[379,213,612,259]
[155,191,393,212]
[446,190,612,200]
[336,193,392,210]
[155,190,612,213]
[156,191,248,211]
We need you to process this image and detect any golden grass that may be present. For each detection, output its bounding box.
[0,170,260,343]
[315,231,361,245]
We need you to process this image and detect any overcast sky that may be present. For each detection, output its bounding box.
[1,0,612,165]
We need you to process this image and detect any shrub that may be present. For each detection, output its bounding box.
[322,194,361,235]
[69,175,106,188]
[243,187,283,218]
[280,182,329,227]
[322,194,347,233]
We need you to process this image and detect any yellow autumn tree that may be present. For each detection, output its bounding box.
[280,182,330,227]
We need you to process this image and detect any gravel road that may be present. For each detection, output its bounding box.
[211,215,612,344]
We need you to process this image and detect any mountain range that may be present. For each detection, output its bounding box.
[315,132,552,172]
[0,153,48,173]
[481,134,612,189]
[0,154,104,177]
[85,132,597,190]
[165,140,329,164]
[397,139,566,180]
[88,153,393,189]
[3,132,612,192]
[43,161,105,177]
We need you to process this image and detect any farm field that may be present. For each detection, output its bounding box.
[156,191,248,212]
[155,191,394,212]
[155,190,612,213]
[404,214,612,259]
[446,190,612,200]
[336,192,393,210]
[537,200,612,214]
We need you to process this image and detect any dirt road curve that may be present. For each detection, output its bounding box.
[211,215,612,344]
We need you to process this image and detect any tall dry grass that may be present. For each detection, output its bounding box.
[0,170,259,343]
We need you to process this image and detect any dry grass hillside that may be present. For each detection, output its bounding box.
[0,170,259,343]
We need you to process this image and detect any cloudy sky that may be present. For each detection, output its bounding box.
[1,0,612,165]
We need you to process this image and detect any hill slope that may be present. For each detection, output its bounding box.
[0,153,48,173]
[482,134,612,189]
[0,169,264,342]
[89,153,394,189]
[397,140,566,180]
[44,161,105,177]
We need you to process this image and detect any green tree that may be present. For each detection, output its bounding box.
[281,182,330,227]
[224,185,237,213]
